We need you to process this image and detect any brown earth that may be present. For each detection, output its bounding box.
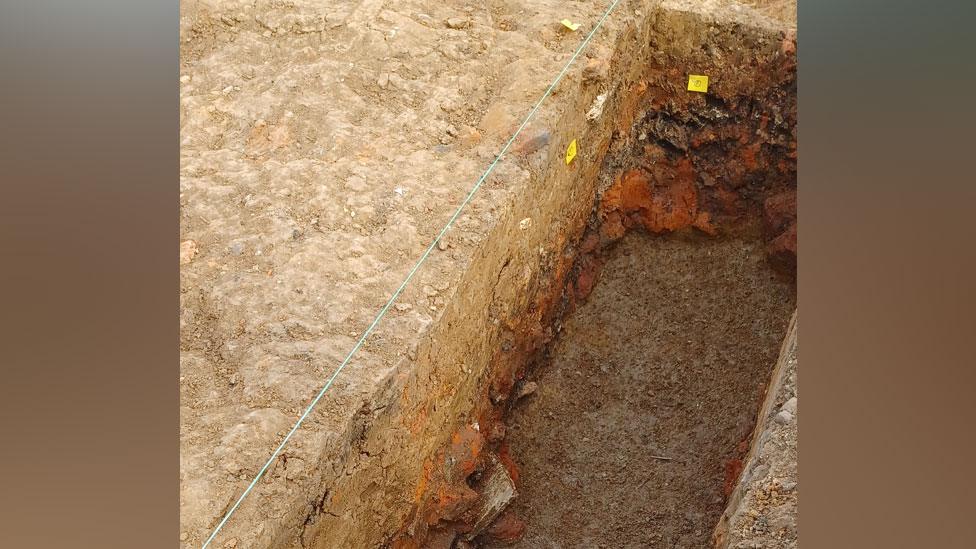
[179,1,796,547]
[713,313,798,549]
[484,232,795,549]
[180,1,642,545]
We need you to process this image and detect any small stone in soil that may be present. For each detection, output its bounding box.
[487,422,506,443]
[582,58,609,82]
[466,458,516,538]
[780,396,797,414]
[774,410,793,424]
[180,240,199,264]
[517,381,538,399]
[445,17,470,29]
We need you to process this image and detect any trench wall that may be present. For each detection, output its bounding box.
[712,311,798,548]
[299,10,654,549]
[297,3,796,548]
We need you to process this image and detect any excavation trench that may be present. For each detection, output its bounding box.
[289,4,797,549]
[380,6,796,549]
[482,233,795,549]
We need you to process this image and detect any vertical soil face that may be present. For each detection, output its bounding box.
[391,8,797,545]
[400,8,798,544]
[488,232,795,548]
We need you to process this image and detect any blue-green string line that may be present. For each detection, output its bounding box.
[201,1,621,546]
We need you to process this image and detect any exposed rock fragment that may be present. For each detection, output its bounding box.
[463,457,517,539]
[445,17,470,29]
[180,240,199,265]
[516,381,538,400]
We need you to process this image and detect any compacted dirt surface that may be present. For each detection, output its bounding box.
[492,232,795,548]
[179,0,631,546]
[179,0,797,547]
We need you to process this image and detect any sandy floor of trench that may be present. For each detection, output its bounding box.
[489,231,795,548]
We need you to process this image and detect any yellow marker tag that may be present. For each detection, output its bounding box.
[560,19,580,31]
[565,139,578,165]
[688,75,709,93]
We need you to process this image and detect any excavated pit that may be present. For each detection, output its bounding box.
[180,4,806,549]
[388,5,796,549]
[485,233,795,549]
[177,1,797,547]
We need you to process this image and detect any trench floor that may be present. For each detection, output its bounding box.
[490,231,795,548]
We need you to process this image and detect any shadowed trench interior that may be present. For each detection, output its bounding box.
[394,6,797,547]
[487,231,795,548]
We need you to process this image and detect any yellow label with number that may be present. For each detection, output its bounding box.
[566,139,578,165]
[560,19,580,31]
[688,75,709,93]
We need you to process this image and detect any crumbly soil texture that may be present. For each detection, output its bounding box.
[487,233,795,549]
[179,1,797,548]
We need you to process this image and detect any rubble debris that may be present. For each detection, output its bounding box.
[464,457,517,540]
[586,92,609,121]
